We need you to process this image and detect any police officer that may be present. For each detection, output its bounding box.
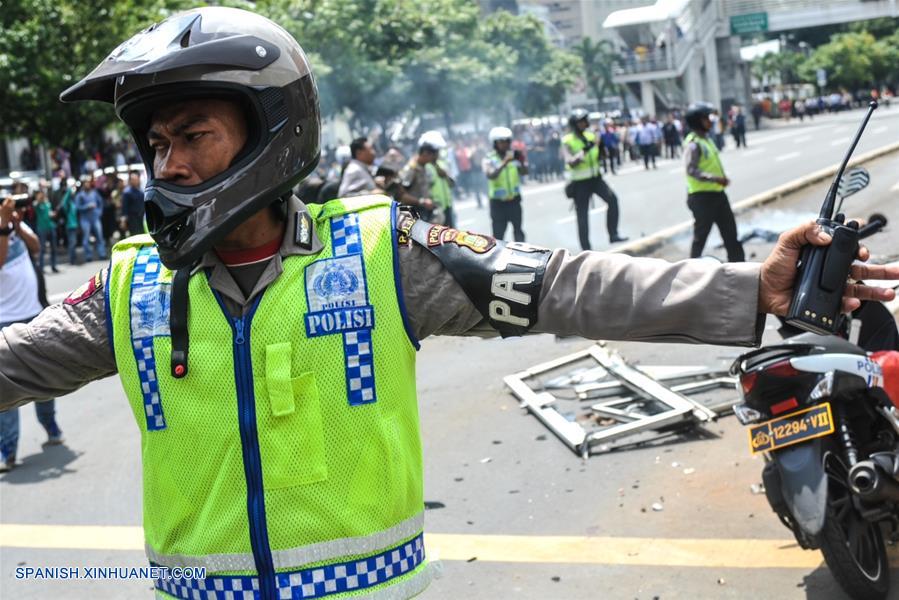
[483,126,527,241]
[562,109,627,250]
[399,133,439,221]
[683,102,744,262]
[2,8,897,600]
[420,132,455,227]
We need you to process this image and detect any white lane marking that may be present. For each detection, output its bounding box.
[775,152,801,161]
[667,168,682,175]
[792,135,812,143]
[556,206,608,224]
[890,181,899,193]
[458,219,476,227]
[740,148,763,156]
[873,126,888,134]
[830,139,846,146]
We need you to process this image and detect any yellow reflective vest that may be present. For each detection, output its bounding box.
[107,196,431,600]
[684,132,725,194]
[486,151,521,200]
[562,131,601,181]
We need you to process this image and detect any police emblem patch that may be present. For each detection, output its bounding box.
[396,211,416,246]
[131,283,172,338]
[304,254,373,338]
[65,271,105,305]
[426,225,495,254]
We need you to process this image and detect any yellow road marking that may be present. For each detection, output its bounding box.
[3,524,898,569]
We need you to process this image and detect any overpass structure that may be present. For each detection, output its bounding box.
[602,0,899,117]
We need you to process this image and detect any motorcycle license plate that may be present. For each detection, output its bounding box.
[748,403,834,454]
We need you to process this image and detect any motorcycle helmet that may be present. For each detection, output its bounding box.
[418,130,447,153]
[60,7,320,269]
[488,126,513,143]
[685,102,715,132]
[568,108,590,129]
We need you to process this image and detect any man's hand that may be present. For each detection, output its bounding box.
[0,198,14,226]
[419,198,435,210]
[759,220,899,316]
[714,176,730,187]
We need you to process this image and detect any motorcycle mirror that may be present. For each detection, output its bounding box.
[834,166,871,214]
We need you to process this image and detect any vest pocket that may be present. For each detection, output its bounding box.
[261,345,328,489]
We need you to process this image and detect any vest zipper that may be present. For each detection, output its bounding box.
[212,291,277,600]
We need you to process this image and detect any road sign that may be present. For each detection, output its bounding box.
[730,12,768,35]
[817,68,828,87]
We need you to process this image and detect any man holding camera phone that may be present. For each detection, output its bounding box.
[483,126,528,242]
[562,109,627,250]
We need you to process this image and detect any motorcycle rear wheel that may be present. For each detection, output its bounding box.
[819,455,889,600]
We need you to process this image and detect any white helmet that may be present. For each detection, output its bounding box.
[488,126,513,142]
[418,130,447,151]
[335,145,351,164]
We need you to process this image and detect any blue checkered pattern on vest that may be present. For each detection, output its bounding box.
[155,534,425,599]
[330,213,376,406]
[130,246,167,430]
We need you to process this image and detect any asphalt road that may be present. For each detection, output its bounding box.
[1,116,898,599]
[453,106,899,254]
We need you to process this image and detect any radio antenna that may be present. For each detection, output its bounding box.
[820,101,878,219]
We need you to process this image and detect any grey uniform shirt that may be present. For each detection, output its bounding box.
[337,159,377,198]
[0,195,763,408]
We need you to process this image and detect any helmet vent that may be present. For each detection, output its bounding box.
[258,87,287,131]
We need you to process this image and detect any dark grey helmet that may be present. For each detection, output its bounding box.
[568,108,589,129]
[61,7,320,269]
[685,102,715,131]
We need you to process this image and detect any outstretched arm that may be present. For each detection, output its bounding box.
[0,269,117,409]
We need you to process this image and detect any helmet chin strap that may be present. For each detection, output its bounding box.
[169,264,193,378]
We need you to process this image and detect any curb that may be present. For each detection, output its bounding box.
[612,141,899,257]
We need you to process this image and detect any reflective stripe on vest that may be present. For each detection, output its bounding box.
[155,533,429,600]
[130,246,169,431]
[562,131,601,181]
[146,512,424,572]
[107,196,424,600]
[684,132,725,194]
[486,151,521,200]
[426,161,452,209]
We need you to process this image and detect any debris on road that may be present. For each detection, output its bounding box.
[503,343,737,457]
[652,502,664,512]
[750,483,766,495]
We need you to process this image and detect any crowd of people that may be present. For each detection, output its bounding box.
[4,169,146,272]
[6,86,885,277]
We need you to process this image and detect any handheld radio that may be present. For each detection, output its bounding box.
[784,101,878,335]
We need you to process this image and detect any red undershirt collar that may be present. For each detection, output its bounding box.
[214,235,283,267]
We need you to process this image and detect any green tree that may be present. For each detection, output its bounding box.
[571,37,622,109]
[0,0,194,153]
[478,11,580,119]
[801,31,889,90]
[752,50,809,87]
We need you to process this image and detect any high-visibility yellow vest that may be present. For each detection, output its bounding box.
[426,160,452,209]
[562,131,601,181]
[684,132,725,193]
[486,151,521,200]
[107,196,430,600]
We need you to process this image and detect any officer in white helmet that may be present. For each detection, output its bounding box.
[483,126,528,241]
[399,131,441,220]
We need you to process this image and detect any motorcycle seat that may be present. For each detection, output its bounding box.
[785,333,866,356]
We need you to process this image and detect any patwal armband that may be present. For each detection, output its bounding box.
[402,210,551,337]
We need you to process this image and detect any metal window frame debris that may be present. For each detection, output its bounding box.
[503,343,738,458]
